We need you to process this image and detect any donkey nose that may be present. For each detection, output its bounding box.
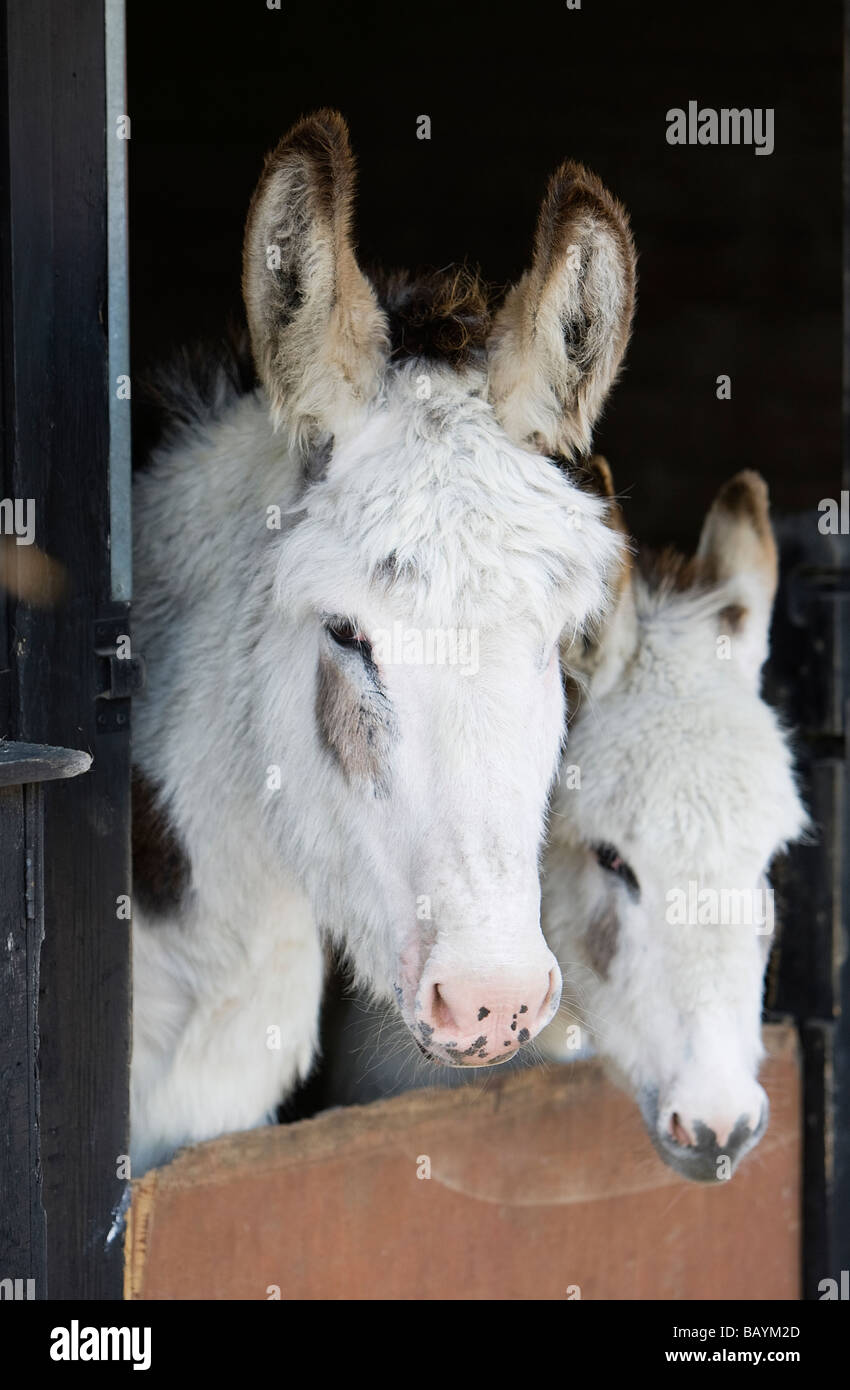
[414,963,562,1065]
[656,1089,769,1182]
[667,1098,766,1151]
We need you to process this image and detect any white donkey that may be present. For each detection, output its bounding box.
[540,462,807,1181]
[129,111,635,1171]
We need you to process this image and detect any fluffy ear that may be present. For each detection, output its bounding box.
[487,162,636,459]
[696,470,778,684]
[242,110,388,448]
[561,457,637,697]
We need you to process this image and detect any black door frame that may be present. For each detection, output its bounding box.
[0,0,131,1300]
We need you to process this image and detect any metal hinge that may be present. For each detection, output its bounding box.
[94,617,145,732]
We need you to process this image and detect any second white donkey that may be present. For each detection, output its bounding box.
[540,463,807,1181]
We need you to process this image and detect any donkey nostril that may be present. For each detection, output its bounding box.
[430,984,455,1032]
[669,1113,694,1147]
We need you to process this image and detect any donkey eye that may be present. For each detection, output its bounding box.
[325,617,372,660]
[593,842,640,897]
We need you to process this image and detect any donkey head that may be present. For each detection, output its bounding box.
[541,466,807,1177]
[243,111,635,1064]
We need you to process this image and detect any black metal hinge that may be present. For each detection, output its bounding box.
[94,617,145,733]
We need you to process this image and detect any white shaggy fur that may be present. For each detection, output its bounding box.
[540,471,806,1180]
[130,112,633,1172]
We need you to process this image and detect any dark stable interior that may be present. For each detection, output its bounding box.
[127,0,841,551]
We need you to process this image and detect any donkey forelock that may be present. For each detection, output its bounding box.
[275,363,622,636]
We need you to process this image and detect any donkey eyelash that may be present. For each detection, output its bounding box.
[593,841,640,897]
[323,616,372,660]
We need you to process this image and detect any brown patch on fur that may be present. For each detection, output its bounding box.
[372,265,494,369]
[718,602,748,633]
[132,768,191,917]
[584,903,621,980]
[316,651,395,794]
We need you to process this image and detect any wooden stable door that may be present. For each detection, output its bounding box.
[127,1025,801,1301]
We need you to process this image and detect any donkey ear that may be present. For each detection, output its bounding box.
[696,470,779,684]
[487,162,636,459]
[242,110,388,448]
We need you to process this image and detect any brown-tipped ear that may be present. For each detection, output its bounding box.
[487,162,636,459]
[585,453,616,500]
[242,110,388,448]
[561,456,637,693]
[574,454,628,534]
[696,470,778,684]
[573,454,631,584]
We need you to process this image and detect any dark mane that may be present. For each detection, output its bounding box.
[637,546,716,594]
[370,265,498,370]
